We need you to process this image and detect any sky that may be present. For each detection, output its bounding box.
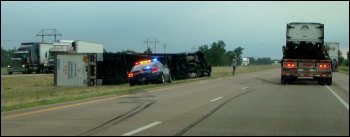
[1,1,349,59]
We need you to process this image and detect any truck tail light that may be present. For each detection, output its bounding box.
[283,62,297,68]
[151,67,158,73]
[128,72,134,77]
[318,64,330,69]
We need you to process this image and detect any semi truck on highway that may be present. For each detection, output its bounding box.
[281,22,332,85]
[242,57,249,66]
[324,42,339,72]
[7,42,54,74]
[47,40,103,73]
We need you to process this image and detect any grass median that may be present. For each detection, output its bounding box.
[1,67,7,75]
[1,65,280,112]
[337,65,349,75]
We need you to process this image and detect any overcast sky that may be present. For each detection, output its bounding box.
[1,1,349,59]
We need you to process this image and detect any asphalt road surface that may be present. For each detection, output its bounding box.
[1,68,349,136]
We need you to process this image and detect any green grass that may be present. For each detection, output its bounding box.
[337,65,349,75]
[1,67,7,75]
[1,65,279,112]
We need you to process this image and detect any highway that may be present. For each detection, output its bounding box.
[1,68,349,136]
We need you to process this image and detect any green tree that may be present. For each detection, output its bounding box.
[199,41,244,66]
[233,47,244,65]
[199,44,210,63]
[338,50,345,65]
[225,51,234,65]
[120,50,137,54]
[210,41,227,66]
[143,47,152,54]
[1,46,15,67]
[248,57,255,65]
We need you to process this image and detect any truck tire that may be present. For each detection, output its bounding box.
[326,78,332,85]
[36,68,41,74]
[287,79,294,84]
[281,76,287,84]
[23,67,29,74]
[318,78,325,85]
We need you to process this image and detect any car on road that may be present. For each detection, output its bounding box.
[128,59,172,86]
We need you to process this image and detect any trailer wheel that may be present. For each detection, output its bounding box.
[287,79,294,84]
[8,72,12,75]
[23,67,29,74]
[281,76,287,84]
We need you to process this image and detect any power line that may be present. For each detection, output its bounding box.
[36,29,62,42]
[163,43,166,53]
[143,38,160,53]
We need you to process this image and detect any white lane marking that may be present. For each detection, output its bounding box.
[326,85,349,111]
[241,87,249,90]
[122,121,162,136]
[210,97,223,102]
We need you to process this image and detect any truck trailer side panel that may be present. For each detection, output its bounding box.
[74,40,104,53]
[39,43,54,65]
[324,42,339,63]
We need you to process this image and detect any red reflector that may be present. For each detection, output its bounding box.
[128,72,134,77]
[151,67,158,73]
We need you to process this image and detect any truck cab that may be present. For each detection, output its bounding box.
[7,51,29,74]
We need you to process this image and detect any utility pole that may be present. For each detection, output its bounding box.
[144,39,149,50]
[143,38,160,53]
[36,29,62,43]
[163,43,166,53]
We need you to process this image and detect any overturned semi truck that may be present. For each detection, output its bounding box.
[54,51,211,86]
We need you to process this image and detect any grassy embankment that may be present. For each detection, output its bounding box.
[337,65,349,75]
[1,65,279,112]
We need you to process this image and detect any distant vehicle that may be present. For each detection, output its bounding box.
[281,22,332,85]
[48,40,104,73]
[324,42,339,72]
[242,57,249,66]
[7,42,53,74]
[128,59,172,86]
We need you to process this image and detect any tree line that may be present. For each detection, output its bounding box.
[2,43,348,67]
[1,46,15,67]
[198,40,244,66]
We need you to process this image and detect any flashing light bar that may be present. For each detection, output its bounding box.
[135,59,158,65]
